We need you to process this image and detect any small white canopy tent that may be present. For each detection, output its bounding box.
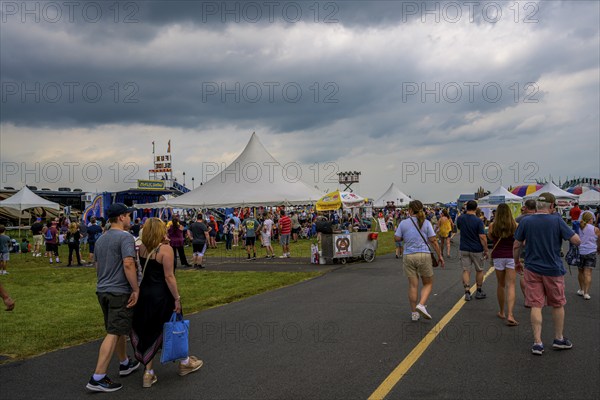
[140,133,324,208]
[373,183,411,208]
[478,186,523,204]
[523,182,579,200]
[578,189,600,205]
[0,186,60,234]
[0,186,60,212]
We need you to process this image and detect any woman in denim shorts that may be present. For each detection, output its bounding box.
[577,212,599,300]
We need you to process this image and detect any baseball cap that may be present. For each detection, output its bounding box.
[107,203,135,218]
[537,192,556,205]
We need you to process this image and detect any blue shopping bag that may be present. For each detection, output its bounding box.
[161,312,190,364]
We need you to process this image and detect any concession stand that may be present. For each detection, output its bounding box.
[315,190,378,264]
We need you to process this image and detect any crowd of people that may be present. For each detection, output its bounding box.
[394,196,599,356]
[0,195,598,384]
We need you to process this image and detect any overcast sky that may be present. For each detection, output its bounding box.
[1,0,598,203]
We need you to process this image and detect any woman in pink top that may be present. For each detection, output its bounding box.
[487,204,518,326]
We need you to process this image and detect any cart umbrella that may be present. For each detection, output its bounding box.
[316,190,342,212]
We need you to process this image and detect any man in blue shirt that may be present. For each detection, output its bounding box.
[514,192,581,355]
[456,200,489,301]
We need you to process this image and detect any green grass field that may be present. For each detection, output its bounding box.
[0,231,396,362]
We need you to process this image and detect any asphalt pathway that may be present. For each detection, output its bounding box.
[1,244,598,400]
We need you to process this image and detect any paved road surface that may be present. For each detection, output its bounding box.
[1,246,598,399]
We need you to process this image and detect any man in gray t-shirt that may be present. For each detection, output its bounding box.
[86,203,140,393]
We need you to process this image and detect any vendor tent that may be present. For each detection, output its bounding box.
[0,186,60,233]
[478,186,523,204]
[0,186,60,212]
[139,133,324,208]
[523,182,579,200]
[373,183,411,208]
[578,189,600,205]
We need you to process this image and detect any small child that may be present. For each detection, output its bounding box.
[20,238,30,254]
[0,225,11,275]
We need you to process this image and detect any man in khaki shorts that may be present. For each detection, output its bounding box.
[30,218,44,257]
[456,200,489,301]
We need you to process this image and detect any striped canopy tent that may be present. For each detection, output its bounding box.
[511,184,543,197]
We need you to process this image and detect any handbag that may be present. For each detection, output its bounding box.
[409,217,439,268]
[565,243,581,267]
[161,312,190,364]
[488,237,501,268]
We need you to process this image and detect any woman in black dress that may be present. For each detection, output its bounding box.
[131,218,203,388]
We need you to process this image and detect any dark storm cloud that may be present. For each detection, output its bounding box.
[0,0,598,149]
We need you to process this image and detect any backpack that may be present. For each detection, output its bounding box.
[44,228,53,241]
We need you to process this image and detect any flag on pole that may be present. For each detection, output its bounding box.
[152,141,155,154]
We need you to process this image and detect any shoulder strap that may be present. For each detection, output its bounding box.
[140,246,160,283]
[409,217,433,252]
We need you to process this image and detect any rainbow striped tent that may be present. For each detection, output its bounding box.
[511,184,543,197]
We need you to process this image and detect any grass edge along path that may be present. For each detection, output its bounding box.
[0,261,322,363]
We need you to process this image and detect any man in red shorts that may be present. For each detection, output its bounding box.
[514,193,581,355]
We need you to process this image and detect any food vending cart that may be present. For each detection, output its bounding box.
[320,231,378,264]
[315,190,378,264]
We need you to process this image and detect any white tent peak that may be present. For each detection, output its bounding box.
[140,132,324,208]
[0,186,60,211]
[524,182,579,200]
[374,183,411,207]
[478,186,523,203]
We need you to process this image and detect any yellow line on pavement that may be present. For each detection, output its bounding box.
[368,267,496,400]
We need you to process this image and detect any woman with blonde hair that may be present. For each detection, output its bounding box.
[394,200,445,322]
[65,222,82,266]
[487,203,518,326]
[436,209,453,258]
[131,218,203,388]
[577,212,599,300]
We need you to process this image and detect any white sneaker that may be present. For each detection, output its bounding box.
[416,304,432,320]
[577,289,584,296]
[279,255,287,258]
[584,294,591,300]
[411,312,420,322]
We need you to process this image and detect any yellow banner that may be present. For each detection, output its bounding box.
[137,180,165,190]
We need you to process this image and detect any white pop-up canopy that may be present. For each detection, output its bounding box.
[140,133,324,208]
[478,186,523,204]
[373,183,411,208]
[0,186,60,233]
[0,186,60,212]
[523,182,579,200]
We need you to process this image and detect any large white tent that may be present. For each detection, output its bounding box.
[140,133,324,208]
[373,183,411,208]
[523,182,579,200]
[478,186,523,204]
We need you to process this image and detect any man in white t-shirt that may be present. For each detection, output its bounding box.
[262,212,275,259]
